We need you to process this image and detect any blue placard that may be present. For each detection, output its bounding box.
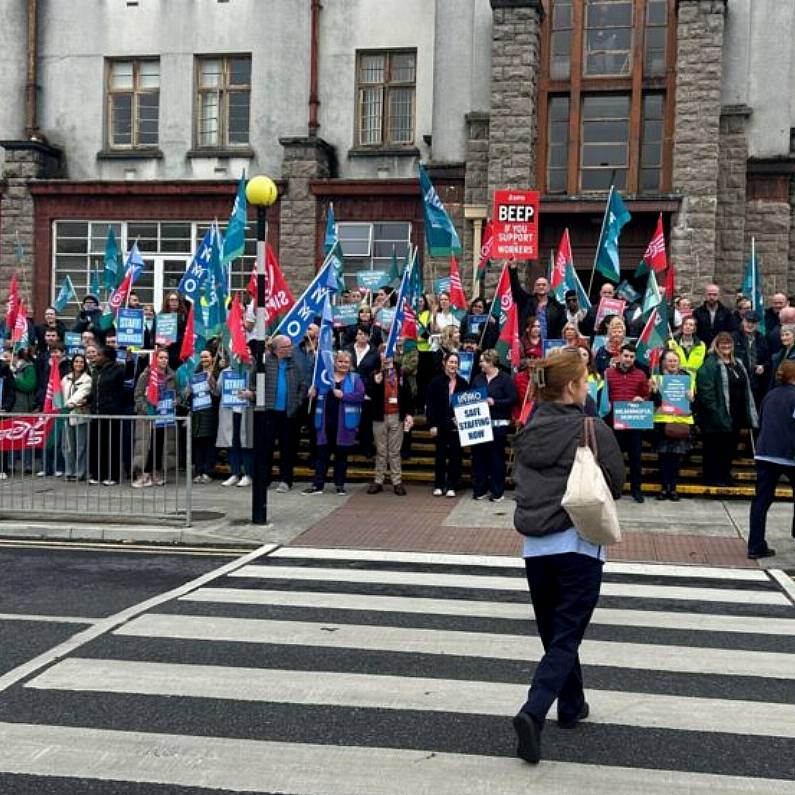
[221,373,249,408]
[592,335,606,351]
[466,314,488,336]
[115,348,128,364]
[543,339,566,356]
[64,332,84,357]
[434,276,451,296]
[332,304,360,328]
[451,385,488,409]
[356,270,389,292]
[613,400,654,430]
[116,308,145,347]
[377,307,396,330]
[155,388,176,428]
[659,375,691,416]
[458,351,475,382]
[191,372,212,412]
[155,312,178,346]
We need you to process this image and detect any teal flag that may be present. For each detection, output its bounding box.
[594,187,631,283]
[53,275,76,313]
[641,269,662,319]
[222,172,247,267]
[565,263,592,311]
[324,203,337,256]
[740,241,765,333]
[204,226,226,335]
[103,229,120,291]
[388,246,402,286]
[418,164,462,257]
[90,265,101,299]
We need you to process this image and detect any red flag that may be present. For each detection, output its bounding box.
[179,301,195,362]
[12,299,27,343]
[448,255,468,311]
[146,360,162,406]
[551,229,572,297]
[477,221,494,279]
[247,244,296,324]
[497,302,521,371]
[227,293,252,364]
[5,273,20,331]
[491,264,514,323]
[109,268,133,314]
[642,213,667,273]
[43,353,63,413]
[664,261,676,298]
[402,301,418,340]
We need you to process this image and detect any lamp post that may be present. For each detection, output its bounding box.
[245,175,278,525]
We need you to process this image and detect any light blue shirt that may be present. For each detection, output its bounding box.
[274,360,288,411]
[522,526,606,562]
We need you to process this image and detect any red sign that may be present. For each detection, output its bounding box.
[492,190,540,260]
[0,415,54,450]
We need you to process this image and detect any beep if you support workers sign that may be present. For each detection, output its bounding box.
[452,387,494,447]
[492,189,539,259]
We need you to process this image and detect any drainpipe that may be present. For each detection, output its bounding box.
[308,0,321,137]
[25,0,40,139]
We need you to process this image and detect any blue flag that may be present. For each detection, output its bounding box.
[385,256,413,359]
[598,377,611,418]
[740,240,765,333]
[594,187,631,283]
[103,229,120,292]
[222,172,247,266]
[312,295,336,395]
[90,265,101,300]
[565,263,592,311]
[53,275,76,313]
[124,241,146,285]
[274,258,339,345]
[204,224,227,334]
[178,227,214,305]
[324,203,337,256]
[418,164,462,257]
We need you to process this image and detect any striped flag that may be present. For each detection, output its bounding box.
[448,255,467,311]
[642,213,667,273]
[477,221,494,279]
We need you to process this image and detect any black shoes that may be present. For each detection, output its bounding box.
[669,490,680,501]
[748,548,776,560]
[366,482,383,494]
[394,483,407,496]
[558,701,589,730]
[512,711,542,764]
[631,491,645,503]
[656,489,669,501]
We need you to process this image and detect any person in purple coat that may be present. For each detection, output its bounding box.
[303,350,365,495]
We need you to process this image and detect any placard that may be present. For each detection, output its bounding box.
[155,312,178,346]
[457,351,475,383]
[595,297,627,328]
[116,308,145,347]
[221,373,249,408]
[659,375,691,416]
[592,335,607,352]
[376,307,396,330]
[191,372,212,412]
[155,388,176,428]
[434,276,451,296]
[616,281,640,303]
[466,314,488,336]
[492,189,539,259]
[451,386,494,447]
[64,332,84,357]
[543,339,566,356]
[332,304,360,328]
[356,270,389,292]
[612,400,654,430]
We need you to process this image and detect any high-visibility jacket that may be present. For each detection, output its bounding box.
[667,337,706,380]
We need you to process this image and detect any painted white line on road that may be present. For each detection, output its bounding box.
[769,569,795,605]
[0,544,278,695]
[116,614,795,679]
[0,722,787,794]
[0,613,96,625]
[28,658,795,739]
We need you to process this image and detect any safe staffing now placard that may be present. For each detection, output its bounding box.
[492,189,539,260]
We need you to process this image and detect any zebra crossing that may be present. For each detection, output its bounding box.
[1,546,794,793]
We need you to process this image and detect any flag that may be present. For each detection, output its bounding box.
[273,258,339,345]
[636,302,669,366]
[226,292,252,364]
[246,244,296,329]
[43,353,64,413]
[448,255,467,311]
[146,361,162,406]
[12,299,28,349]
[387,246,402,286]
[490,264,514,326]
[598,377,610,418]
[103,229,120,292]
[53,275,76,313]
[477,221,494,280]
[204,223,227,335]
[178,227,214,305]
[5,273,20,332]
[418,163,462,257]
[124,241,146,284]
[664,261,676,299]
[385,257,414,359]
[222,172,247,267]
[496,302,521,371]
[594,186,631,283]
[90,265,101,301]
[180,301,196,362]
[641,269,662,319]
[643,213,667,273]
[565,263,592,311]
[551,229,573,303]
[312,294,335,395]
[175,354,198,396]
[741,240,765,332]
[324,203,337,256]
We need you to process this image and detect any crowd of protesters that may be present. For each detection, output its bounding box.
[2,269,795,557]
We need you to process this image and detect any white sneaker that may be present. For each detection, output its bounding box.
[433,488,443,497]
[193,474,204,483]
[445,489,456,498]
[102,479,118,486]
[54,471,64,478]
[0,472,7,480]
[36,470,46,478]
[237,475,252,487]
[276,482,290,493]
[222,475,240,487]
[132,474,152,489]
[200,473,213,484]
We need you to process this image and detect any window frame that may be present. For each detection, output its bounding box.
[194,54,252,150]
[537,0,676,196]
[337,220,413,287]
[105,57,160,150]
[354,49,417,149]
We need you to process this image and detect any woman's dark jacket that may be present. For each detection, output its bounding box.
[755,384,795,462]
[91,359,126,415]
[695,353,758,433]
[471,370,517,423]
[425,374,469,431]
[513,402,625,538]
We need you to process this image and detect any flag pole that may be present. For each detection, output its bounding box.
[480,263,504,350]
[587,185,614,298]
[271,248,336,337]
[751,236,757,313]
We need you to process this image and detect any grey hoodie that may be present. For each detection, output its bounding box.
[512,402,625,538]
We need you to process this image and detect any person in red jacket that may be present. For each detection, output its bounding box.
[605,343,650,502]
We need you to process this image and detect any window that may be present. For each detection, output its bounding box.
[337,222,412,286]
[539,0,675,195]
[196,55,251,148]
[52,221,257,316]
[356,50,416,147]
[106,59,159,148]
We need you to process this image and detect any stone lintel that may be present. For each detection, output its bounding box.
[465,111,490,123]
[0,139,62,159]
[490,0,544,17]
[279,136,336,159]
[747,157,795,177]
[675,0,727,9]
[720,104,752,119]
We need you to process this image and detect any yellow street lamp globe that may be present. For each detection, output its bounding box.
[245,175,278,207]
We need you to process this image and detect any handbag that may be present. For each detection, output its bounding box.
[664,422,690,440]
[561,417,622,546]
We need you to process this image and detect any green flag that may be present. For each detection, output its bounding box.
[222,172,247,267]
[418,164,462,257]
[103,229,120,291]
[641,269,661,319]
[594,187,631,283]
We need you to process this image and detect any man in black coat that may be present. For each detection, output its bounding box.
[508,264,566,339]
[733,311,771,408]
[89,344,126,485]
[693,283,736,348]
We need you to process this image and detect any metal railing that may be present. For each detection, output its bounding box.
[0,413,192,527]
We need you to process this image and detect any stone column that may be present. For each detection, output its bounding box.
[0,140,62,313]
[790,176,795,293]
[745,178,792,297]
[278,136,336,286]
[464,111,490,291]
[669,0,728,293]
[715,105,751,291]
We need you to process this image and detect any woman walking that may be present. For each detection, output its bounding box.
[511,350,624,764]
[61,353,92,481]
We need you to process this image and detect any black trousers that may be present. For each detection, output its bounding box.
[472,430,508,498]
[313,444,350,489]
[702,430,739,484]
[748,460,795,554]
[614,429,642,493]
[263,410,296,486]
[193,436,216,476]
[520,552,603,725]
[433,428,461,490]
[658,451,682,491]
[89,418,121,482]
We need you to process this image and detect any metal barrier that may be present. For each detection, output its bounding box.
[0,413,193,527]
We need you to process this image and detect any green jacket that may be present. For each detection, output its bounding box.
[12,360,37,412]
[695,354,758,433]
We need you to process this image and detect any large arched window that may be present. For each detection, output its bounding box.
[538,0,676,196]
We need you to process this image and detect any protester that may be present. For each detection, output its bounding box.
[366,346,414,496]
[770,323,795,383]
[563,290,587,333]
[561,322,585,349]
[35,343,68,477]
[768,306,795,356]
[35,306,65,348]
[694,284,736,348]
[594,316,626,375]
[511,350,624,764]
[460,297,497,349]
[764,292,787,340]
[425,351,468,497]
[347,326,379,458]
[343,305,383,347]
[668,316,706,382]
[580,282,616,338]
[649,349,693,500]
[521,317,543,359]
[61,352,92,480]
[471,350,517,501]
[731,296,753,330]
[696,332,758,486]
[187,349,219,484]
[71,294,102,336]
[747,360,795,559]
[215,362,254,487]
[88,343,125,486]
[304,350,365,495]
[605,343,649,502]
[153,291,188,370]
[432,325,460,373]
[0,351,17,479]
[296,324,319,467]
[733,310,770,407]
[508,266,566,339]
[431,291,460,334]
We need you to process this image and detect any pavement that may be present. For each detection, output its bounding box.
[1,475,793,571]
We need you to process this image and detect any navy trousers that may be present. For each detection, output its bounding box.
[748,460,795,554]
[472,430,508,498]
[521,552,603,726]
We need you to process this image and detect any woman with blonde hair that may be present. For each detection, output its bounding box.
[512,350,624,764]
